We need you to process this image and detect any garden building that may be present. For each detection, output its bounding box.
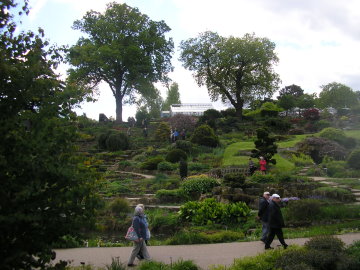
[168,103,214,116]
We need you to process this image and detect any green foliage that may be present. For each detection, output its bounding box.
[155,122,171,143]
[141,156,165,170]
[347,149,360,170]
[105,257,126,270]
[174,140,193,153]
[155,189,189,203]
[284,199,322,223]
[0,2,102,268]
[251,128,277,164]
[191,124,219,147]
[165,148,188,163]
[106,133,130,151]
[146,209,180,234]
[162,82,181,111]
[166,230,244,245]
[305,235,345,252]
[319,127,356,149]
[313,187,355,202]
[188,162,210,172]
[98,132,111,149]
[319,82,359,110]
[179,198,251,225]
[223,173,246,188]
[180,31,280,119]
[219,247,285,270]
[138,259,200,270]
[157,161,176,171]
[181,175,220,196]
[179,159,188,179]
[250,172,275,183]
[346,240,360,264]
[68,2,174,122]
[109,198,131,216]
[290,153,314,166]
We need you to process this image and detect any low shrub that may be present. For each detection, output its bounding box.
[179,198,251,225]
[109,197,131,216]
[140,156,165,170]
[305,235,345,252]
[174,140,193,153]
[106,133,129,151]
[118,160,132,170]
[155,189,189,203]
[346,240,360,264]
[179,159,188,179]
[146,209,180,234]
[290,153,314,167]
[223,173,246,188]
[105,257,126,270]
[165,149,187,163]
[188,162,210,172]
[283,199,322,223]
[166,230,244,245]
[138,259,200,270]
[347,149,360,170]
[181,175,220,197]
[157,161,176,171]
[313,187,355,202]
[190,124,219,147]
[250,172,275,183]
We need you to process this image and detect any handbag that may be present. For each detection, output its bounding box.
[125,225,139,241]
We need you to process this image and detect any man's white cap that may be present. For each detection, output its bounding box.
[272,194,281,198]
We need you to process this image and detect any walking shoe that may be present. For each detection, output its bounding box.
[283,244,288,249]
[265,246,273,250]
[127,264,136,267]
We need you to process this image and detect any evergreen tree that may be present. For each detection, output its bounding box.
[251,128,278,164]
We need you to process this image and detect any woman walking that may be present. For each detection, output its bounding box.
[127,206,150,267]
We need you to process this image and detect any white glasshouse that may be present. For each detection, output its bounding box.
[167,103,214,117]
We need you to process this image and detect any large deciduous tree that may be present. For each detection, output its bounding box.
[162,82,181,110]
[319,82,359,109]
[179,32,280,119]
[1,1,100,268]
[67,2,174,123]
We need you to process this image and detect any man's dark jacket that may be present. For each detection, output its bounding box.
[268,200,285,228]
[258,197,269,222]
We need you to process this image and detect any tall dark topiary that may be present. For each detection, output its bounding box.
[179,159,188,179]
[251,128,278,164]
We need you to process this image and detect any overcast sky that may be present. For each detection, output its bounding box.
[19,0,360,120]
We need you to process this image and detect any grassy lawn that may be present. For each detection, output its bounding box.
[276,134,309,148]
[222,136,304,170]
[344,129,360,140]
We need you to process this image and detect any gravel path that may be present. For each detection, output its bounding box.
[54,232,360,269]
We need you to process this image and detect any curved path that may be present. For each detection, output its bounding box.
[54,233,360,269]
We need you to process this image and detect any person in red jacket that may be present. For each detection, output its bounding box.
[259,156,267,174]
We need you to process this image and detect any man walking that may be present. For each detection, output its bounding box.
[265,194,288,250]
[258,191,270,243]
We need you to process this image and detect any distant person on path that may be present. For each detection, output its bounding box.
[257,191,270,243]
[173,129,179,141]
[180,129,186,140]
[248,158,257,175]
[136,204,151,260]
[127,206,150,267]
[264,194,288,250]
[259,156,267,174]
[143,127,148,137]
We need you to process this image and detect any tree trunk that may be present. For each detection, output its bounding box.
[115,95,123,123]
[234,102,243,120]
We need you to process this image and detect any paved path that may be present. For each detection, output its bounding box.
[54,233,360,269]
